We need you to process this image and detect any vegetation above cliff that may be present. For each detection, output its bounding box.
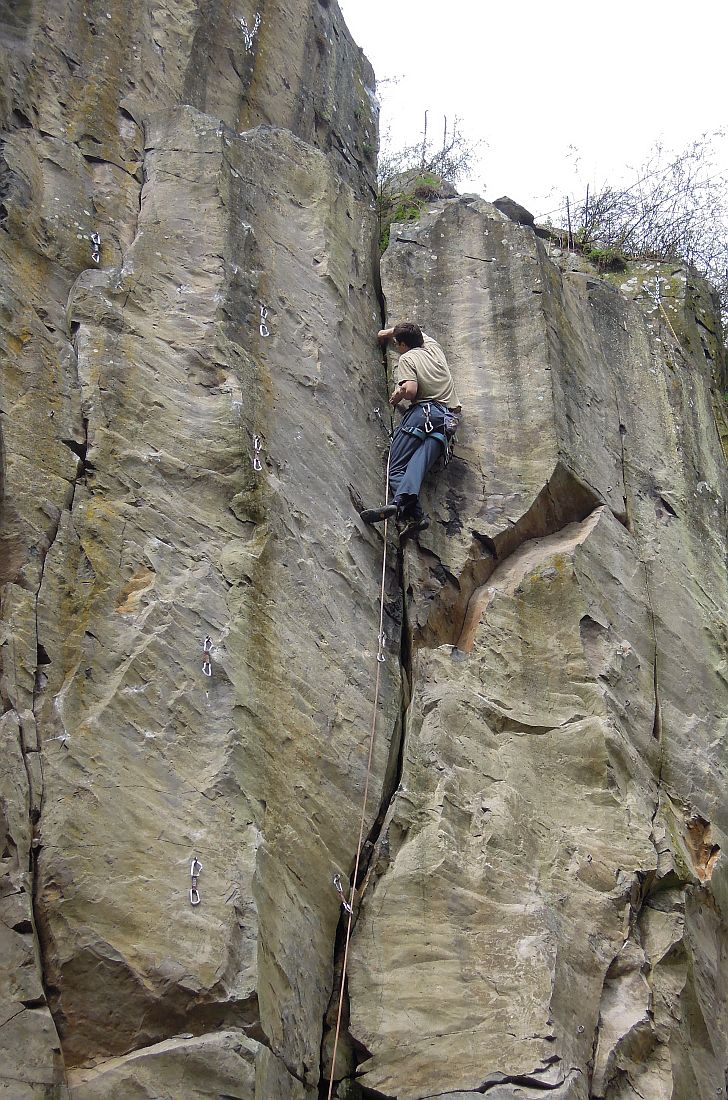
[377,112,479,252]
[552,132,728,319]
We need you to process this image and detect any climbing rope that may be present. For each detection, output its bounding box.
[326,448,392,1100]
[648,276,684,352]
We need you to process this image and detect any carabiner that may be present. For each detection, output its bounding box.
[202,659,212,677]
[333,872,353,915]
[190,858,202,878]
[253,455,263,472]
[190,887,201,906]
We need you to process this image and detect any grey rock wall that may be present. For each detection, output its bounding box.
[1,3,397,1098]
[346,202,728,1099]
[2,4,728,1100]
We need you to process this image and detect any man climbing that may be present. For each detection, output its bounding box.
[361,322,461,540]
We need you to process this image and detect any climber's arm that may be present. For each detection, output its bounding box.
[389,379,418,405]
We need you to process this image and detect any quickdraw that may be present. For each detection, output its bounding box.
[259,303,270,338]
[240,11,261,50]
[202,635,213,677]
[376,630,386,664]
[372,406,393,440]
[252,434,263,472]
[332,872,353,915]
[90,231,101,264]
[190,857,202,906]
[422,402,434,433]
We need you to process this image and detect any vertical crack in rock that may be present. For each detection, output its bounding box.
[318,304,413,1100]
[612,388,631,532]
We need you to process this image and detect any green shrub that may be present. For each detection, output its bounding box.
[587,246,628,273]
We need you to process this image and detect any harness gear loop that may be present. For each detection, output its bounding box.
[326,448,392,1100]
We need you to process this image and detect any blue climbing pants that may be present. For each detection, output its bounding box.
[389,402,448,517]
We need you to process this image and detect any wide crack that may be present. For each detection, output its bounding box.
[417,461,608,653]
[318,301,415,1100]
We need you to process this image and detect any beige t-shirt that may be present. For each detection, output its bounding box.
[396,333,460,408]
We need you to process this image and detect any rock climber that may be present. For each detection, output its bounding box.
[360,322,461,540]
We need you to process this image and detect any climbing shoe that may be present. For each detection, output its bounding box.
[399,516,430,541]
[360,503,398,525]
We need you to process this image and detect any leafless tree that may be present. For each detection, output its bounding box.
[556,132,728,313]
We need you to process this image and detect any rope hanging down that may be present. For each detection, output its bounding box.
[326,448,392,1100]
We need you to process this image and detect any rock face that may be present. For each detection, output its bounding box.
[348,206,728,1099]
[1,4,397,1098]
[1,5,727,1100]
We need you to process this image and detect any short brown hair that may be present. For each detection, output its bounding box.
[392,322,424,350]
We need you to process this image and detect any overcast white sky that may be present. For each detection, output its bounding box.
[339,0,728,222]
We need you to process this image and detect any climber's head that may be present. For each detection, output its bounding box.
[392,322,424,351]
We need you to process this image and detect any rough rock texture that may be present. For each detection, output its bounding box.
[346,203,728,1098]
[1,3,398,1098]
[2,4,728,1100]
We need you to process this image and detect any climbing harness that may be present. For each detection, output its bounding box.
[90,231,100,264]
[332,873,353,915]
[190,857,202,906]
[402,420,450,460]
[252,434,263,472]
[259,303,270,338]
[202,635,213,677]
[326,451,392,1100]
[402,402,460,467]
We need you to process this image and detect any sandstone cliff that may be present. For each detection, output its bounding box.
[1,4,727,1100]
